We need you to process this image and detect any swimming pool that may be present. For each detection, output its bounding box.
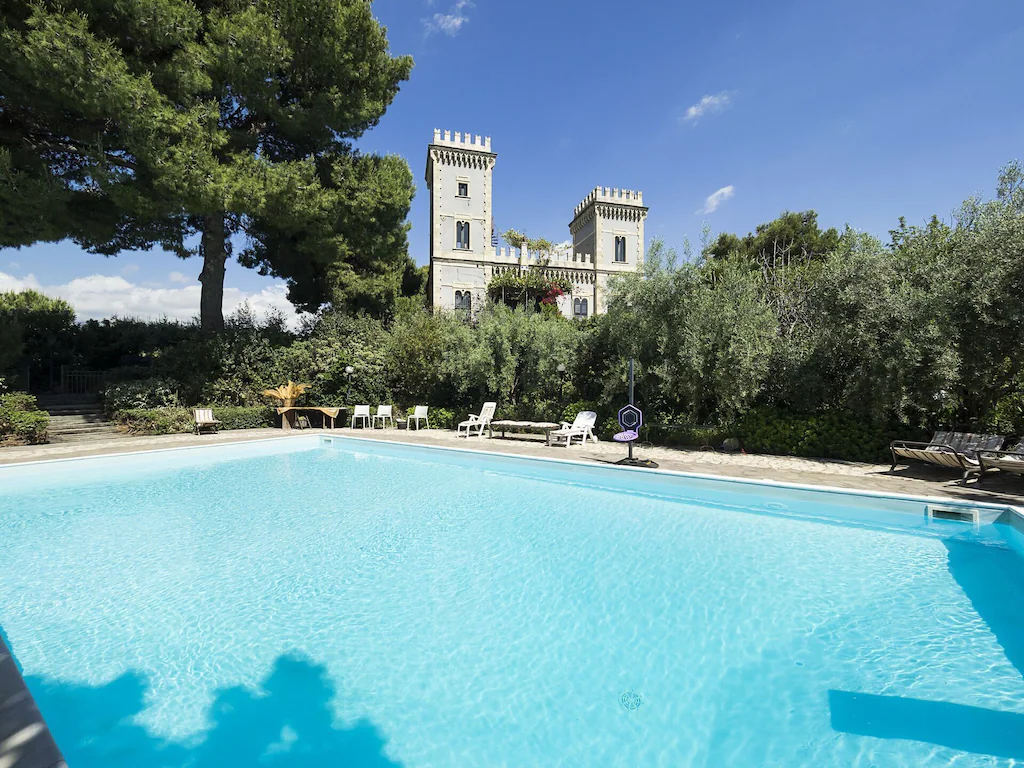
[2,435,1023,766]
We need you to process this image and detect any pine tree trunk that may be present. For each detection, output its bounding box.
[199,214,227,331]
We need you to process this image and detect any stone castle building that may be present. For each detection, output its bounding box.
[425,129,648,318]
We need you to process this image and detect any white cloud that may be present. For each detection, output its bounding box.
[0,271,306,328]
[698,185,735,214]
[424,0,471,36]
[168,271,191,284]
[682,91,732,124]
[8,261,19,270]
[120,263,140,276]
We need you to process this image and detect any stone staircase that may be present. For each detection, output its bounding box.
[35,394,122,443]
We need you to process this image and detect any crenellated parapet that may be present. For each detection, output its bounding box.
[426,129,497,181]
[573,186,645,218]
[489,245,594,265]
[570,186,648,235]
[432,128,493,152]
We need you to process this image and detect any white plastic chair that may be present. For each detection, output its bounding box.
[409,405,430,430]
[547,411,598,448]
[351,404,371,428]
[372,405,395,429]
[457,402,496,438]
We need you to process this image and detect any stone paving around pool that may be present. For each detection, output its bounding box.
[2,426,1022,508]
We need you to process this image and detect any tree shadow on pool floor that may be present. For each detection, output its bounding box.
[829,533,1024,761]
[23,652,402,768]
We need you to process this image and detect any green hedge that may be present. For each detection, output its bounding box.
[738,408,923,463]
[0,392,49,444]
[101,377,181,414]
[643,421,732,449]
[114,406,276,435]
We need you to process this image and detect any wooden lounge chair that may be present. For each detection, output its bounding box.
[458,402,495,438]
[548,411,599,448]
[488,420,560,439]
[979,440,1024,479]
[193,408,221,435]
[890,431,1005,483]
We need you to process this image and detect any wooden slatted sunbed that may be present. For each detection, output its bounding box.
[487,420,561,440]
[890,431,1005,484]
[979,441,1024,479]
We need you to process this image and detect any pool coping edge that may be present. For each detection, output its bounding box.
[318,433,1024,523]
[2,430,1021,523]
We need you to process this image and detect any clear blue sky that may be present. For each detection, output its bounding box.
[2,0,1022,320]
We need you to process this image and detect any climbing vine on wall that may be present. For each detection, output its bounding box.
[487,270,573,308]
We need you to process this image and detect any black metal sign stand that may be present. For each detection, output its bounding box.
[615,358,658,469]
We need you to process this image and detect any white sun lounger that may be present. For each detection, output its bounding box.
[547,411,598,448]
[458,402,496,438]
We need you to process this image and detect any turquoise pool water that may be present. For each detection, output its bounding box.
[2,436,1024,767]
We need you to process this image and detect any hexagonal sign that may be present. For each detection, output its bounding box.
[618,404,643,432]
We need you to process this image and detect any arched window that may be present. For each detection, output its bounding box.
[454,290,472,313]
[456,221,470,249]
[573,298,588,319]
[614,236,626,262]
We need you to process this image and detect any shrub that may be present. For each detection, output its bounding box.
[738,408,921,463]
[422,407,457,430]
[113,406,276,435]
[643,419,732,449]
[101,377,181,414]
[216,406,277,430]
[599,416,620,441]
[0,392,49,444]
[113,408,191,434]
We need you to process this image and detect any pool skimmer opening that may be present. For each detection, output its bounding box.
[927,505,980,525]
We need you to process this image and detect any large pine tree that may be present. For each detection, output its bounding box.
[1,0,413,329]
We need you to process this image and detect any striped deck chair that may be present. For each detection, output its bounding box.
[193,408,221,435]
[979,440,1024,479]
[890,431,1005,483]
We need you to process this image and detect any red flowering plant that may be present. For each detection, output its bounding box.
[487,270,573,310]
[540,284,564,306]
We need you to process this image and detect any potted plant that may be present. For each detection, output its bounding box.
[261,381,310,408]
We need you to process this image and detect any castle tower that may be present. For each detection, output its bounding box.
[424,130,649,319]
[425,129,496,312]
[569,187,648,314]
